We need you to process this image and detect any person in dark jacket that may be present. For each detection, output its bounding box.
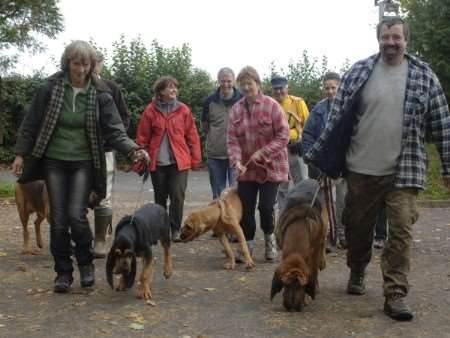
[92,51,132,258]
[303,72,348,249]
[12,40,148,293]
[202,67,242,199]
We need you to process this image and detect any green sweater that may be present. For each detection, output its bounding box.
[45,80,92,161]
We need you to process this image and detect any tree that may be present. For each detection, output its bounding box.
[400,0,450,98]
[0,0,64,72]
[262,51,335,108]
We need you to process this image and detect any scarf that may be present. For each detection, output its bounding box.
[31,76,102,169]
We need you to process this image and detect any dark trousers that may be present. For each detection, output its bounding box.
[375,207,388,241]
[237,181,279,241]
[342,172,419,296]
[151,164,188,231]
[43,159,93,274]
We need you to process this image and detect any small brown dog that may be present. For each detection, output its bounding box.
[15,181,49,254]
[271,179,328,311]
[180,188,254,270]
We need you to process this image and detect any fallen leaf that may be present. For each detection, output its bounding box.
[0,252,7,257]
[146,300,156,306]
[203,288,217,292]
[16,265,27,272]
[238,277,246,282]
[0,324,5,328]
[74,301,87,307]
[129,323,144,331]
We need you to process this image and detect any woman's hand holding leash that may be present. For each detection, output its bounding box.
[236,161,247,176]
[12,155,24,177]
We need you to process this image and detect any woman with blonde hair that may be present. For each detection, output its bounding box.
[12,40,148,293]
[227,66,289,262]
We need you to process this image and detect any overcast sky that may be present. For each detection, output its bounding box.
[16,0,382,79]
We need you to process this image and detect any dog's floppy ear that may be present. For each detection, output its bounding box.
[123,255,137,289]
[270,267,284,301]
[106,250,115,289]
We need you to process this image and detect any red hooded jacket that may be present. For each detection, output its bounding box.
[136,101,201,172]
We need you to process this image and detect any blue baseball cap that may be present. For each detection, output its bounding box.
[271,76,288,88]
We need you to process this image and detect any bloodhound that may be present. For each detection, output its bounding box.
[271,179,328,311]
[106,203,172,300]
[180,188,254,270]
[15,181,49,254]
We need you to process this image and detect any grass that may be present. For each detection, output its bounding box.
[420,143,450,200]
[0,181,15,198]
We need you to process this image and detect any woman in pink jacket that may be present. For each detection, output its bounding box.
[136,76,201,241]
[227,66,289,262]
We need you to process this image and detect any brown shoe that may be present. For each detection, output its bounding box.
[384,293,413,321]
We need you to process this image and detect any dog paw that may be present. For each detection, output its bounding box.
[245,260,255,271]
[319,259,326,270]
[137,285,152,300]
[21,248,41,255]
[163,267,172,279]
[116,277,127,291]
[223,261,235,270]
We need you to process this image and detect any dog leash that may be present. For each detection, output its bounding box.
[128,161,150,227]
[237,156,269,183]
[323,177,337,246]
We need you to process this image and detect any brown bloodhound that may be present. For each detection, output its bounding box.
[180,188,255,270]
[15,181,49,254]
[106,203,172,300]
[271,179,328,311]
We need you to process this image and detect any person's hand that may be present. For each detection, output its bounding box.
[12,155,24,177]
[443,177,450,192]
[250,149,263,162]
[131,149,150,164]
[236,161,247,176]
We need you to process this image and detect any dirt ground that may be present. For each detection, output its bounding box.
[0,170,449,338]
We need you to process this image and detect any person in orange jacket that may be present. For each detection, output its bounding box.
[136,76,201,242]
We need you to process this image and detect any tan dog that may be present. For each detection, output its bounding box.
[15,181,49,254]
[180,188,254,270]
[271,179,328,311]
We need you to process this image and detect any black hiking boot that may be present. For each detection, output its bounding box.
[347,270,366,295]
[54,273,73,293]
[79,264,95,287]
[384,293,413,321]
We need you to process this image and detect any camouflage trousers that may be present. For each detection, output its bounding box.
[342,172,419,297]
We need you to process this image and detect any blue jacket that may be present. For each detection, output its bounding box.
[302,98,331,155]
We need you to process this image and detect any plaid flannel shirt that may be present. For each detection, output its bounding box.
[227,94,289,183]
[305,53,450,189]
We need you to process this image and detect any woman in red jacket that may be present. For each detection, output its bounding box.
[136,76,201,241]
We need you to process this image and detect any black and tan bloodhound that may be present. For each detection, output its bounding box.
[106,203,172,300]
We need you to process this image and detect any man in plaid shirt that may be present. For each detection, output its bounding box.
[305,17,450,321]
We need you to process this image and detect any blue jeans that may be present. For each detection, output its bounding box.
[43,158,93,274]
[207,158,236,199]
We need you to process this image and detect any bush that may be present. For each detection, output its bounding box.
[420,143,450,200]
[0,181,15,198]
